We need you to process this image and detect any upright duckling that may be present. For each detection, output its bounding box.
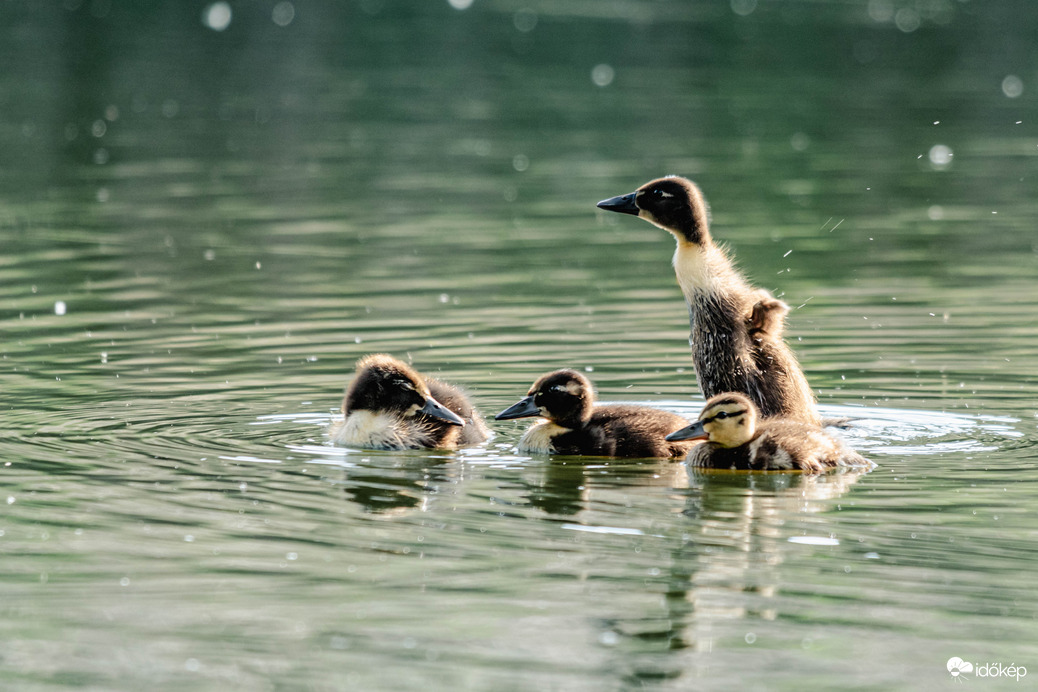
[597,177,819,425]
[495,369,697,458]
[329,354,489,450]
[665,392,871,472]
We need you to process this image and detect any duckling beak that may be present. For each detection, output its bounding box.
[494,395,541,420]
[419,397,465,426]
[665,420,708,442]
[596,191,640,216]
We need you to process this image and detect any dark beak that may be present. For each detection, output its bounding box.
[495,395,541,420]
[665,420,708,442]
[419,397,465,426]
[596,191,640,216]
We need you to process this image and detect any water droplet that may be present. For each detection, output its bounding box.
[447,0,473,9]
[54,301,67,316]
[513,8,537,32]
[894,7,920,32]
[1002,74,1024,98]
[731,0,757,17]
[272,1,295,26]
[928,144,953,168]
[867,0,894,23]
[202,2,232,31]
[790,132,809,151]
[591,63,614,87]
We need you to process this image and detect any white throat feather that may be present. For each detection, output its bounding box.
[330,410,434,450]
[517,421,570,454]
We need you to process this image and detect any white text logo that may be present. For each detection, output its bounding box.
[947,657,1027,682]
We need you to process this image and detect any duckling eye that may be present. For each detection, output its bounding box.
[392,379,415,390]
[550,385,567,393]
[715,411,729,420]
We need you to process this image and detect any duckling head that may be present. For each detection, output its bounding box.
[597,176,711,245]
[344,354,465,426]
[495,369,594,428]
[665,392,757,447]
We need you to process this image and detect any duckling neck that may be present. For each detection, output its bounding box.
[519,420,573,454]
[672,240,747,300]
[550,410,590,430]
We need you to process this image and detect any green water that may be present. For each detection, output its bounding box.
[2,1,1037,690]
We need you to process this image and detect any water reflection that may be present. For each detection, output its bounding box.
[608,468,869,685]
[5,1,1038,687]
[522,457,689,517]
[334,454,455,515]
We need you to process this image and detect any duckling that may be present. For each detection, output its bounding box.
[597,177,819,425]
[329,354,489,450]
[495,369,698,458]
[665,392,871,472]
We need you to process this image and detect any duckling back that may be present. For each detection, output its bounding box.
[527,404,696,458]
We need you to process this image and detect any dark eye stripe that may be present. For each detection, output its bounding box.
[706,409,746,423]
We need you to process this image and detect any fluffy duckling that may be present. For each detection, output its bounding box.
[495,369,698,458]
[329,354,489,450]
[665,392,871,472]
[597,177,819,425]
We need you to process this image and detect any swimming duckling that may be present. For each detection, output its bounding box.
[329,354,489,450]
[597,177,819,425]
[665,392,871,472]
[495,369,698,458]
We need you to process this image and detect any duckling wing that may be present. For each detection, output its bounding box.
[686,442,751,469]
[590,405,696,458]
[751,422,869,472]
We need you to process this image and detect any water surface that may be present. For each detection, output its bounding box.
[2,1,1038,690]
